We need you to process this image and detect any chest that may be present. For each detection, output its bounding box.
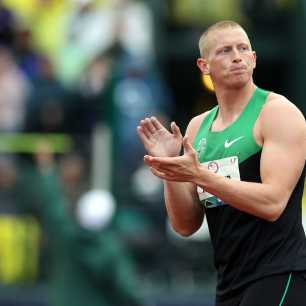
[194,123,261,164]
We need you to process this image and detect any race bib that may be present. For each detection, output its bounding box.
[197,156,240,208]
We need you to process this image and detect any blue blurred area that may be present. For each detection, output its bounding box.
[0,1,305,306]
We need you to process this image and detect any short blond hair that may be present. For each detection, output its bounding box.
[199,20,247,58]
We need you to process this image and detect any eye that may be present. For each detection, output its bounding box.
[219,47,231,54]
[239,45,249,51]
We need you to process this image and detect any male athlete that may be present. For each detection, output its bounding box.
[137,21,306,306]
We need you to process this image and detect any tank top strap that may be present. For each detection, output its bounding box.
[239,87,269,127]
[193,105,218,147]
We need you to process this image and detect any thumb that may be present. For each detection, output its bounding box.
[182,136,194,154]
[171,121,182,138]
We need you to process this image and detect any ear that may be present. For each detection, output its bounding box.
[252,51,257,69]
[197,58,210,75]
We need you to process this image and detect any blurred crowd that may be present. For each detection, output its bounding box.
[0,1,179,306]
[0,1,216,306]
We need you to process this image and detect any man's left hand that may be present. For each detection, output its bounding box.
[144,136,203,182]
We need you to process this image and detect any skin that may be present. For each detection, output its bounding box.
[137,26,306,236]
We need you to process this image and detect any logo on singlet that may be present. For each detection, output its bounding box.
[224,136,244,148]
[197,138,207,156]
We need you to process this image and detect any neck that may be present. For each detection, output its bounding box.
[214,81,256,125]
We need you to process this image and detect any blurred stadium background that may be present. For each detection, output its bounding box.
[0,0,305,306]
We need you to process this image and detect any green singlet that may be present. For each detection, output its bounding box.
[192,87,306,299]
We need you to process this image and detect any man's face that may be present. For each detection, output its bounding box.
[203,27,256,89]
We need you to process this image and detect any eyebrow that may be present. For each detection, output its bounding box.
[215,45,231,52]
[216,42,249,52]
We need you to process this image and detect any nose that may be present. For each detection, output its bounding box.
[232,48,242,63]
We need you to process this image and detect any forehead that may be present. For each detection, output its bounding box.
[207,27,251,52]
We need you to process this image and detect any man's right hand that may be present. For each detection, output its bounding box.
[137,117,183,157]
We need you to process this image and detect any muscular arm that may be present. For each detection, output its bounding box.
[163,181,203,236]
[146,97,306,223]
[200,97,306,221]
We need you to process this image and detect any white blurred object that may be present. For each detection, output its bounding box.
[77,189,116,230]
[71,0,153,59]
[59,0,154,85]
[132,164,163,202]
[119,1,154,59]
[0,48,30,132]
[72,0,93,6]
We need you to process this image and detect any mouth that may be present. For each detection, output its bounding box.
[230,66,247,73]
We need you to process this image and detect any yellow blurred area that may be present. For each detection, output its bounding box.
[3,0,68,60]
[171,0,243,25]
[3,0,38,20]
[201,74,215,92]
[0,216,41,284]
[2,0,112,61]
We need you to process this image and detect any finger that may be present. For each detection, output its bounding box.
[182,136,194,153]
[144,156,172,172]
[144,155,165,168]
[150,167,185,182]
[150,167,176,180]
[151,116,164,131]
[144,155,178,168]
[150,167,167,179]
[138,118,156,135]
[138,120,153,136]
[144,157,171,174]
[144,118,156,133]
[171,121,182,138]
[144,154,154,166]
[137,126,151,141]
[137,132,153,153]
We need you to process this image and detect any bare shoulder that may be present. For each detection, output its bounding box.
[261,92,305,122]
[260,92,306,141]
[185,110,211,142]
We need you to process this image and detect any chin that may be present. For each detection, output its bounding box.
[226,75,250,89]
